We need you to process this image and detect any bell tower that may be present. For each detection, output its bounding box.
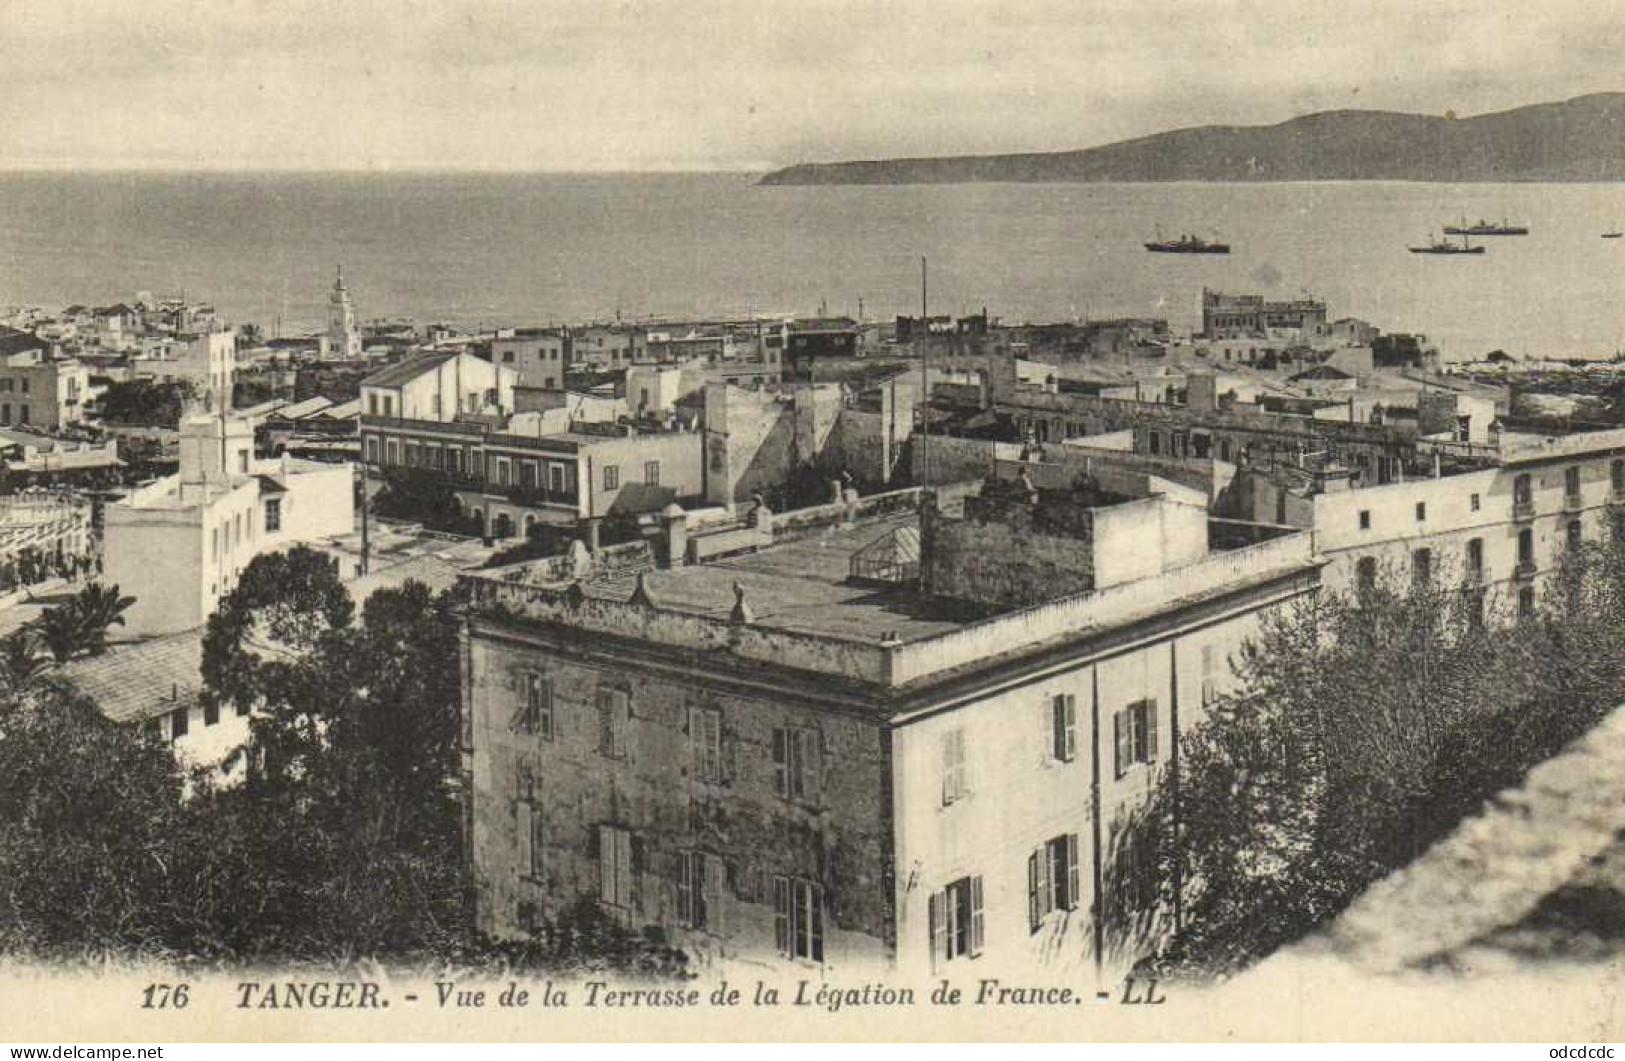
[327,265,362,360]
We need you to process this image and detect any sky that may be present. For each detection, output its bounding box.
[3,0,1622,172]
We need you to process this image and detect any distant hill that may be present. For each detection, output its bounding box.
[758,93,1625,186]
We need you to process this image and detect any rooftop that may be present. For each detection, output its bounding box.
[361,351,459,388]
[586,512,965,643]
[465,494,1321,692]
[64,630,203,724]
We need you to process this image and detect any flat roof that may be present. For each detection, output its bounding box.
[584,512,964,643]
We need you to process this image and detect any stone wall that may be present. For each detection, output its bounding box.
[923,500,1098,611]
[467,628,894,970]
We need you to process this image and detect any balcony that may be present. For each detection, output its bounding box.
[1514,559,1538,581]
[1610,487,1625,506]
[1512,499,1536,522]
[1563,491,1585,513]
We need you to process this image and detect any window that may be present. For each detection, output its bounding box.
[171,705,189,740]
[1050,694,1077,762]
[203,699,219,727]
[502,351,515,363]
[930,875,985,961]
[691,705,722,783]
[1518,586,1536,620]
[772,725,820,803]
[603,465,619,491]
[1113,700,1157,778]
[1415,501,1427,523]
[597,825,633,908]
[596,688,628,758]
[774,877,824,963]
[1148,430,1161,456]
[941,727,968,805]
[264,498,282,533]
[1566,466,1582,501]
[515,764,544,880]
[1613,510,1625,545]
[644,460,660,487]
[386,439,400,465]
[676,850,725,932]
[1568,519,1583,550]
[1028,834,1081,931]
[1613,459,1625,494]
[511,673,553,740]
[368,393,379,416]
[365,437,379,463]
[1514,473,1532,507]
[1358,510,1371,531]
[1518,528,1535,570]
[239,450,249,473]
[1411,548,1432,588]
[549,464,566,494]
[1466,538,1484,581]
[1470,493,1481,512]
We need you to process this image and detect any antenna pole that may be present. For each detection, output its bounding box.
[919,256,929,488]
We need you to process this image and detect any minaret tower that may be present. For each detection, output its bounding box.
[327,265,363,359]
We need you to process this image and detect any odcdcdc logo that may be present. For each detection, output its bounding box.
[1550,1048,1615,1058]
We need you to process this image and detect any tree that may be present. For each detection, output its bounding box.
[203,546,353,710]
[1143,542,1625,981]
[99,381,193,428]
[70,582,135,657]
[30,582,135,663]
[0,684,188,959]
[0,628,52,700]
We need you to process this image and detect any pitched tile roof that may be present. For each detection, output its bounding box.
[63,630,204,725]
[362,352,458,388]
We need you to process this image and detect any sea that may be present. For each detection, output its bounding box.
[3,171,1624,361]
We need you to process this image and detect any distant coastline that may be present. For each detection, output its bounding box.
[759,93,1625,187]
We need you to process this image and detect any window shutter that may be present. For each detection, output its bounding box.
[1145,700,1159,763]
[1064,695,1077,760]
[1066,833,1081,911]
[1113,710,1127,778]
[536,678,552,740]
[705,857,726,934]
[773,876,790,955]
[598,693,613,755]
[1051,696,1065,760]
[946,883,961,959]
[613,695,628,759]
[693,852,708,930]
[516,801,533,879]
[798,728,821,803]
[1036,844,1053,919]
[771,728,788,797]
[1027,853,1040,932]
[598,826,614,903]
[618,830,635,910]
[808,884,824,962]
[676,851,693,926]
[969,876,985,957]
[930,890,946,962]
